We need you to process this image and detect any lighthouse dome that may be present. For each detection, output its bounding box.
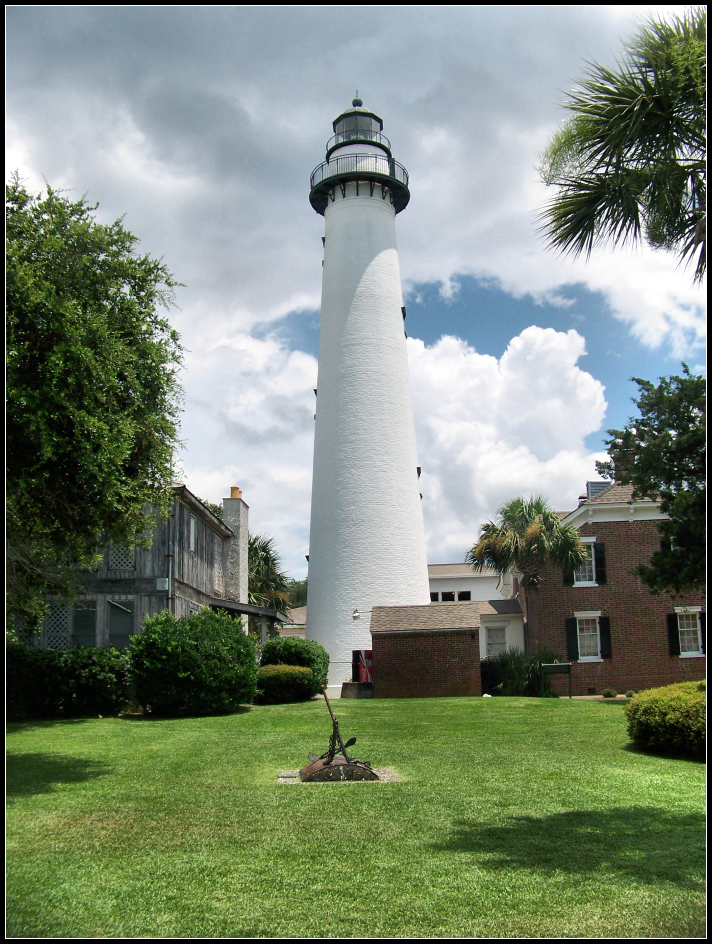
[326,104,390,160]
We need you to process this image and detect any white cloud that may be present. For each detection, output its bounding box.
[176,324,608,578]
[7,6,703,580]
[408,327,608,564]
[178,333,318,578]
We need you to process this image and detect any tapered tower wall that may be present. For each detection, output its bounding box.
[307,171,430,684]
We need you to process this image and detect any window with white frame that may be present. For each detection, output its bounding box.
[189,515,197,553]
[576,612,601,660]
[486,626,507,658]
[677,612,702,655]
[574,539,596,585]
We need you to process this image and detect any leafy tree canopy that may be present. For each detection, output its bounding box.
[595,364,705,594]
[286,578,308,609]
[6,175,183,627]
[538,7,706,282]
[467,495,587,590]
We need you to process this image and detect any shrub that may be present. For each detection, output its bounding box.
[601,688,618,699]
[480,656,503,696]
[626,690,636,698]
[6,643,131,720]
[523,647,563,697]
[62,646,132,717]
[624,682,706,757]
[6,642,66,720]
[255,664,315,704]
[482,647,562,697]
[131,608,257,716]
[260,637,329,695]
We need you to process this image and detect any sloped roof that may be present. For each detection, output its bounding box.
[428,563,499,577]
[370,599,521,634]
[584,482,651,504]
[172,485,234,537]
[284,605,307,625]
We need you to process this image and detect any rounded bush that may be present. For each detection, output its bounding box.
[255,664,315,704]
[62,646,132,717]
[601,688,618,699]
[260,637,329,695]
[624,681,706,757]
[131,608,257,716]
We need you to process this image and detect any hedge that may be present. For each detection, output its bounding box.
[260,637,329,695]
[131,608,257,716]
[255,664,316,704]
[6,643,131,721]
[624,681,706,757]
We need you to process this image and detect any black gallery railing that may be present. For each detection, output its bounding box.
[310,154,409,191]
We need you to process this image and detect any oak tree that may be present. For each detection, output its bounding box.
[6,175,183,628]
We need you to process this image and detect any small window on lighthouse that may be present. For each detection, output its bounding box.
[335,114,380,140]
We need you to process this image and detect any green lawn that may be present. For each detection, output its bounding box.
[6,697,706,938]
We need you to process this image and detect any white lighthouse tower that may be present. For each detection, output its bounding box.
[306,98,430,685]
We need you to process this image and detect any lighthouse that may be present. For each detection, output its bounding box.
[306,99,430,685]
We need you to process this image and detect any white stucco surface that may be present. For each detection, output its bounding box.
[307,179,429,684]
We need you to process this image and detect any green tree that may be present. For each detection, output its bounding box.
[595,365,705,594]
[248,533,289,611]
[538,7,706,282]
[466,496,587,650]
[286,577,308,608]
[6,175,183,629]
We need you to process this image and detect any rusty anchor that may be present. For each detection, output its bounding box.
[299,686,380,781]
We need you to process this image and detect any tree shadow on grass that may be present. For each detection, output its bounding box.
[119,705,254,722]
[432,807,705,889]
[6,752,112,800]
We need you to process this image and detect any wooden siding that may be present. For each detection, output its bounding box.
[172,500,225,597]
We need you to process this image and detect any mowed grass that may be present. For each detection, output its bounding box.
[6,697,706,939]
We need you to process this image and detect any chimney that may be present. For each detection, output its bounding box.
[222,487,248,603]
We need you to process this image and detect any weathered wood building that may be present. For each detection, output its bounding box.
[39,485,285,649]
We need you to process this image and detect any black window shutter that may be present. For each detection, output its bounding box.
[593,543,607,584]
[667,614,681,656]
[700,613,706,654]
[563,567,574,586]
[599,616,612,658]
[566,618,579,660]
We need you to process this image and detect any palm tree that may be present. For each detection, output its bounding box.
[466,496,587,651]
[248,532,290,611]
[537,7,706,282]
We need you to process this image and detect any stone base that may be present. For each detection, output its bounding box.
[277,767,401,784]
[341,682,374,698]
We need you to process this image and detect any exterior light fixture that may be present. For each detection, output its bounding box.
[352,609,360,620]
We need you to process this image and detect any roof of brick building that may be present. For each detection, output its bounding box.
[584,482,649,504]
[370,599,521,633]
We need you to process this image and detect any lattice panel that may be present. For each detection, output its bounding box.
[45,602,71,650]
[109,544,135,570]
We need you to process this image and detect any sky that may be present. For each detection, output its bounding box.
[7,5,706,579]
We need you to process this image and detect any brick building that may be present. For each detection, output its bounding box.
[527,482,706,695]
[370,600,522,698]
